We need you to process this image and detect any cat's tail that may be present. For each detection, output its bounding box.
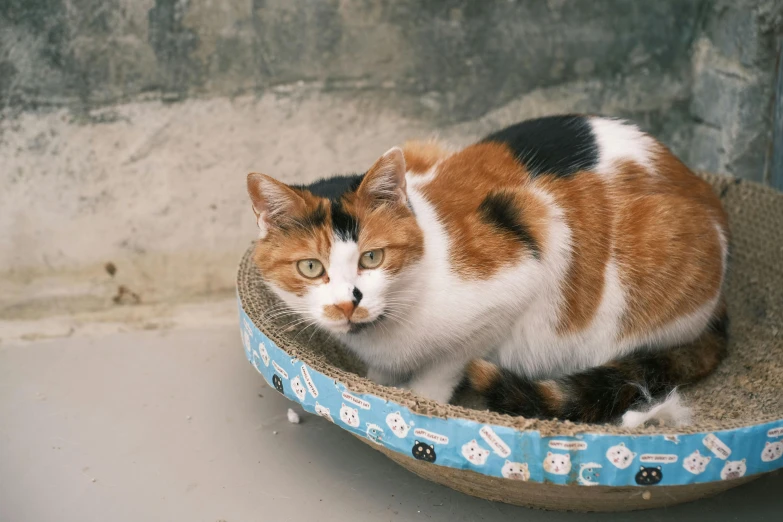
[464,308,728,425]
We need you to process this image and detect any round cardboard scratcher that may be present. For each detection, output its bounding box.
[237,173,783,512]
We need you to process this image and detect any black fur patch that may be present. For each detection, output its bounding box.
[481,367,552,419]
[302,173,365,199]
[480,362,645,423]
[289,175,365,239]
[478,191,539,258]
[352,287,363,305]
[481,115,598,177]
[330,198,359,241]
[299,203,328,229]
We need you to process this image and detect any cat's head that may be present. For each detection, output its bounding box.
[340,403,359,425]
[545,452,570,468]
[684,450,711,472]
[635,466,662,485]
[762,441,783,461]
[247,148,424,335]
[721,459,746,478]
[412,441,436,462]
[503,461,528,473]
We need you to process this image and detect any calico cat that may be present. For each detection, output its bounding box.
[246,115,729,425]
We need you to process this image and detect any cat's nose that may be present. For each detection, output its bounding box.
[335,301,356,320]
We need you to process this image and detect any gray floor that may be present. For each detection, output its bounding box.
[1,326,781,522]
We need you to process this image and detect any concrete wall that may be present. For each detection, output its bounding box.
[1,0,781,321]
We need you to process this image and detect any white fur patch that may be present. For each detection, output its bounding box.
[621,389,692,428]
[590,117,656,174]
[256,211,270,239]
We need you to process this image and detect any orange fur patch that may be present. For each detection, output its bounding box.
[537,380,565,411]
[466,359,500,393]
[402,140,451,174]
[252,194,332,297]
[534,173,612,333]
[611,155,728,340]
[420,142,548,279]
[341,190,424,277]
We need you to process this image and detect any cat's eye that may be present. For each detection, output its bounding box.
[297,259,324,279]
[359,249,384,269]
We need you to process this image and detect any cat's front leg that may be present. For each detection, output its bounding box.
[407,359,468,404]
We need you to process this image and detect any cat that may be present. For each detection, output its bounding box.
[272,374,284,394]
[291,376,306,401]
[761,441,783,462]
[246,115,729,424]
[339,403,360,428]
[501,460,530,481]
[412,440,436,463]
[385,411,412,438]
[314,402,333,422]
[366,423,384,444]
[543,452,571,475]
[683,450,711,474]
[606,443,636,469]
[635,466,663,485]
[720,459,747,480]
[578,463,602,485]
[461,439,490,465]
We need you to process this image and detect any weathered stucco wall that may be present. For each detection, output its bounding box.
[1,0,781,321]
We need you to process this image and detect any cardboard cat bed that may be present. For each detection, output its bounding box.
[236,173,783,512]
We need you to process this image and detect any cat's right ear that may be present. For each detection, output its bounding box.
[357,147,408,207]
[247,173,306,238]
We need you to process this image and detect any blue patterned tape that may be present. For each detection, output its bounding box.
[239,299,783,487]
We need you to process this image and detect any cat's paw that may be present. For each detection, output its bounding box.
[408,380,454,404]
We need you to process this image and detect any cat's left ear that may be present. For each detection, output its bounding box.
[357,147,407,207]
[247,173,307,238]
